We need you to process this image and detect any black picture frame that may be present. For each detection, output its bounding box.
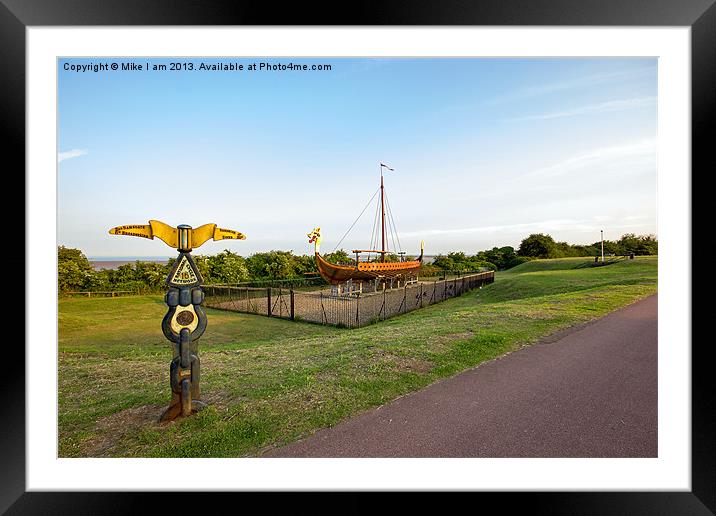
[5,1,707,513]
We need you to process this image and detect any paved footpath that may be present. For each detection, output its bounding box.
[264,294,658,457]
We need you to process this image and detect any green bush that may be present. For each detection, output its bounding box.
[57,232,657,293]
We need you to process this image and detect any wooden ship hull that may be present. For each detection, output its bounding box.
[309,163,424,287]
[315,251,422,285]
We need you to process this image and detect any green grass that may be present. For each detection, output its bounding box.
[58,256,657,457]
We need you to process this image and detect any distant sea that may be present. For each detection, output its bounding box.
[89,256,173,270]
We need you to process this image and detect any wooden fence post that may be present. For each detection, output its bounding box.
[290,289,295,321]
[267,287,272,317]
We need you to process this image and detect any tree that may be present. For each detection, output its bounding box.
[192,255,212,282]
[58,246,92,269]
[593,239,619,255]
[135,261,168,289]
[495,246,524,269]
[246,251,296,279]
[58,260,95,291]
[431,251,496,272]
[206,250,249,283]
[518,234,557,258]
[635,234,658,255]
[480,247,504,268]
[323,249,353,265]
[617,233,658,255]
[110,263,137,284]
[293,254,318,275]
[572,244,599,257]
[431,254,454,270]
[57,246,97,291]
[264,253,292,279]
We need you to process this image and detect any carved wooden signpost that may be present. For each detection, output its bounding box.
[109,220,246,421]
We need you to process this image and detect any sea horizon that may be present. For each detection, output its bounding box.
[89,256,173,261]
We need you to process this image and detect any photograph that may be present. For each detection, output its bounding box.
[57,56,659,459]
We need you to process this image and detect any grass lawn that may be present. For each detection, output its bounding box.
[58,256,657,457]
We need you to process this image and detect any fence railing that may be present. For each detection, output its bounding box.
[211,276,325,289]
[430,268,494,280]
[204,271,495,328]
[61,290,135,298]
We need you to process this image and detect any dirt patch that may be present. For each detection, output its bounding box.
[315,370,340,382]
[81,389,246,457]
[96,404,164,432]
[200,389,250,408]
[440,331,474,341]
[84,404,166,457]
[65,358,165,389]
[429,331,475,351]
[370,348,434,374]
[391,356,433,373]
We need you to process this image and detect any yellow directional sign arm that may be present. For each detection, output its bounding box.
[109,220,246,250]
[149,220,179,248]
[191,223,217,249]
[213,227,246,241]
[192,224,246,248]
[109,224,153,239]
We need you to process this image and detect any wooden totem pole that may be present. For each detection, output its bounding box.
[109,220,245,421]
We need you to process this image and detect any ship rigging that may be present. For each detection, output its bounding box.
[308,163,424,286]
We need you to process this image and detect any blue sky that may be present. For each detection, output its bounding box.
[58,57,657,258]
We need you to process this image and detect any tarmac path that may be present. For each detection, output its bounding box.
[264,294,658,457]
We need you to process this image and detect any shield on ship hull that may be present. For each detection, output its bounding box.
[314,252,422,285]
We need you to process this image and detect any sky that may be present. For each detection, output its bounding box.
[58,57,657,258]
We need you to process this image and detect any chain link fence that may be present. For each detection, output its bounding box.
[203,271,494,328]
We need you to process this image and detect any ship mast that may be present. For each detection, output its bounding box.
[380,165,386,262]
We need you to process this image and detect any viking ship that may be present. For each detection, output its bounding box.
[308,163,424,286]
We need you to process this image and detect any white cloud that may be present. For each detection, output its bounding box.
[401,217,654,240]
[58,149,88,163]
[507,96,656,121]
[487,66,656,106]
[523,139,656,179]
[402,219,588,237]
